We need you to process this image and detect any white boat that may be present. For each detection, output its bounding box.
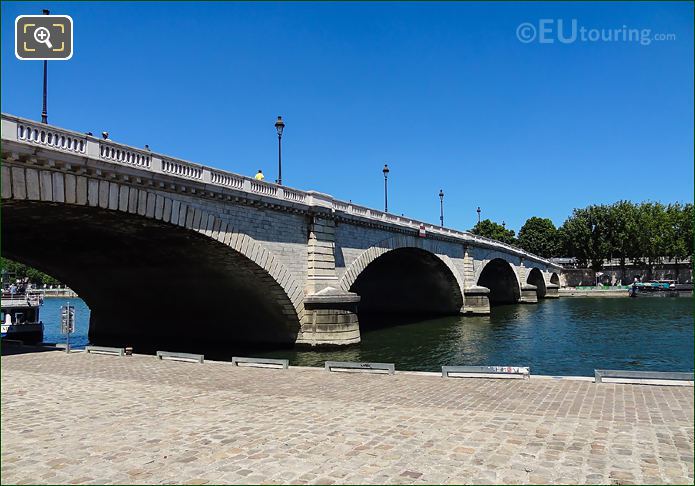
[1,286,44,344]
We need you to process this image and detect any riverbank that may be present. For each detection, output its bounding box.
[36,297,694,375]
[40,288,79,298]
[559,287,628,297]
[2,349,693,485]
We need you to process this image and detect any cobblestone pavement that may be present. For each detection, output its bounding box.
[1,349,693,485]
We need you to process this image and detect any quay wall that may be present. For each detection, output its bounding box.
[561,264,693,287]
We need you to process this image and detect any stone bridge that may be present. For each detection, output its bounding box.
[1,114,562,349]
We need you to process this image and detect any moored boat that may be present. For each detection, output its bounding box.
[628,280,692,298]
[1,283,44,344]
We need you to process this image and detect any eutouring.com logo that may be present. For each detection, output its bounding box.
[516,19,676,46]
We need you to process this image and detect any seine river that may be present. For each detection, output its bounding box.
[41,296,693,377]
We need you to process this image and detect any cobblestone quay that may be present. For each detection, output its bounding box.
[1,349,693,484]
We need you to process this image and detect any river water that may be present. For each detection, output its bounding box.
[40,296,693,377]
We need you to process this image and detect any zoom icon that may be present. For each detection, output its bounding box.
[15,15,73,60]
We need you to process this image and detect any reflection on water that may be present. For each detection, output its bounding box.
[39,296,693,376]
[40,298,91,348]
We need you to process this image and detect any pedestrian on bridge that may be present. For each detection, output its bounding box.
[255,169,265,181]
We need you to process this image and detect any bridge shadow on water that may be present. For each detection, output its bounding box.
[117,313,444,362]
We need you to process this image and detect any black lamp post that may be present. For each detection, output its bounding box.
[439,189,444,227]
[476,206,481,224]
[274,116,285,185]
[502,221,506,229]
[41,9,49,124]
[382,164,389,212]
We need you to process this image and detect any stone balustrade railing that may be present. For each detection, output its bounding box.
[16,120,87,155]
[100,142,151,168]
[2,113,560,269]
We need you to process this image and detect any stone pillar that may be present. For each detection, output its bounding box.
[519,285,538,303]
[517,258,537,303]
[463,286,490,314]
[545,283,560,298]
[461,245,490,315]
[296,215,361,347]
[305,214,338,294]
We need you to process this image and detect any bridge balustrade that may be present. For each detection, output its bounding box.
[100,142,151,168]
[17,121,86,155]
[162,158,203,179]
[3,113,562,271]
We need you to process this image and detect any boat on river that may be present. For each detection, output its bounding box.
[1,281,44,344]
[628,280,693,298]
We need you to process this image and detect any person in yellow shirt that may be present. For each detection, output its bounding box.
[254,169,265,181]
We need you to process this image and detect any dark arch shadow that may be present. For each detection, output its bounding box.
[2,200,300,352]
[550,273,560,286]
[349,248,463,330]
[526,268,547,299]
[477,258,521,305]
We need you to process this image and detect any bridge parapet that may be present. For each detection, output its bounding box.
[2,113,560,272]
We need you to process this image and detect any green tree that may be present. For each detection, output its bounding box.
[605,201,639,284]
[0,258,61,286]
[470,219,516,245]
[635,202,668,279]
[559,205,611,271]
[517,217,560,258]
[665,202,693,282]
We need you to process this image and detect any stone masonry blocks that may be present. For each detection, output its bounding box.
[64,174,76,204]
[39,170,53,202]
[52,172,65,203]
[25,168,40,201]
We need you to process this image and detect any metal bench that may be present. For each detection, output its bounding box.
[156,351,204,364]
[325,361,395,375]
[85,345,125,357]
[442,365,530,380]
[231,356,289,369]
[595,369,694,385]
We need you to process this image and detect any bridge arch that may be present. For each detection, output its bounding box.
[476,258,521,305]
[526,267,547,299]
[550,272,560,286]
[339,236,465,317]
[1,169,303,349]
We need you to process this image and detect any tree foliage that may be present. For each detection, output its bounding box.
[471,219,516,245]
[557,201,692,271]
[0,258,62,286]
[517,217,560,258]
[475,202,692,275]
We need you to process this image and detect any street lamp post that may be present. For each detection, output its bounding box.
[274,116,285,185]
[476,206,481,224]
[41,9,49,124]
[439,189,444,227]
[382,164,390,212]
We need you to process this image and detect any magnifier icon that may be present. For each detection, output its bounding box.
[33,26,53,49]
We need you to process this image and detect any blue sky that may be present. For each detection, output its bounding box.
[2,2,693,232]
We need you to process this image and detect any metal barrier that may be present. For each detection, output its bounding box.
[595,369,694,384]
[1,339,24,346]
[156,351,204,364]
[325,361,395,375]
[85,346,125,357]
[231,356,289,369]
[442,365,530,380]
